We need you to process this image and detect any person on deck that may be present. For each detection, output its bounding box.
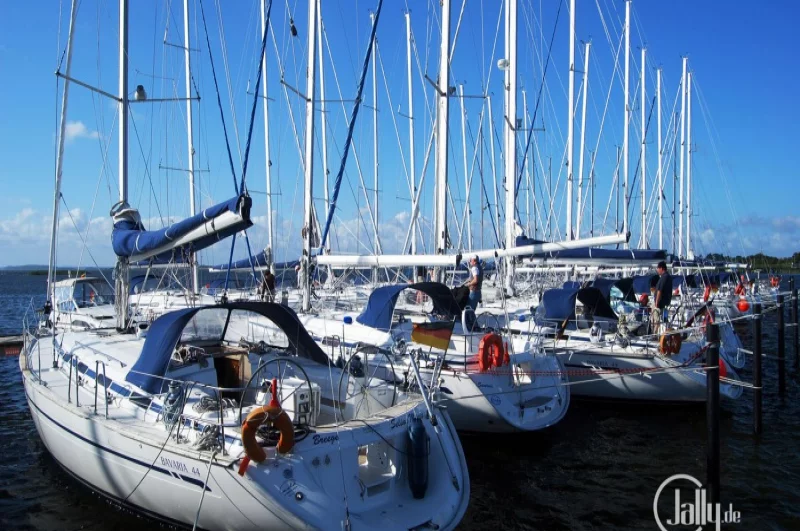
[260,268,276,302]
[465,256,483,329]
[654,261,673,321]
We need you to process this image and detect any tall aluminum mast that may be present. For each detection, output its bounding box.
[184,0,199,293]
[433,0,451,278]
[301,0,318,311]
[678,57,687,258]
[657,68,663,249]
[686,71,693,258]
[405,11,417,254]
[47,0,79,307]
[622,0,630,246]
[503,0,518,293]
[565,0,576,240]
[576,41,591,238]
[639,47,647,249]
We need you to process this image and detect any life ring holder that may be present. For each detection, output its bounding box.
[477,333,507,372]
[659,329,682,355]
[240,404,294,462]
[237,356,314,475]
[238,356,313,423]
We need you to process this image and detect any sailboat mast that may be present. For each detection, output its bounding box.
[590,150,596,236]
[657,67,663,249]
[317,1,328,220]
[301,0,317,311]
[487,94,499,241]
[686,71,693,258]
[565,0,576,240]
[678,57,687,258]
[116,0,130,330]
[673,112,678,255]
[622,0,630,246]
[433,0,450,271]
[261,0,274,264]
[47,0,79,306]
[639,47,646,249]
[183,0,199,293]
[370,11,379,257]
[523,89,531,237]
[503,0,518,293]
[576,41,591,239]
[405,11,417,255]
[119,0,129,204]
[459,84,471,249]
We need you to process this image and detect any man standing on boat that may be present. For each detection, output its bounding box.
[260,268,276,302]
[654,261,673,321]
[465,256,483,329]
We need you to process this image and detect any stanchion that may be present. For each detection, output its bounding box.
[706,322,720,505]
[791,277,798,367]
[777,293,785,396]
[753,302,762,436]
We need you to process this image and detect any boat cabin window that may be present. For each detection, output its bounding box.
[72,280,115,308]
[131,276,164,294]
[223,309,290,349]
[180,308,228,343]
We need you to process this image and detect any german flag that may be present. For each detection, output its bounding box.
[411,321,454,351]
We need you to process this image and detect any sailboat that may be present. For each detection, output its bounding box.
[21,1,470,529]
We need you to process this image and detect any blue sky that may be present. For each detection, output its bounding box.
[0,0,797,268]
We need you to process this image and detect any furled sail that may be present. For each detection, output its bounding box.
[111,195,252,263]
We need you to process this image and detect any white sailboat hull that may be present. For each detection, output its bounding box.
[20,332,470,531]
[547,337,743,402]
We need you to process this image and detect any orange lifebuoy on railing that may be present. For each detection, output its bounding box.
[770,276,780,288]
[237,405,294,476]
[477,333,506,372]
[659,329,682,355]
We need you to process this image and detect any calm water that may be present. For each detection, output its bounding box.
[2,270,799,530]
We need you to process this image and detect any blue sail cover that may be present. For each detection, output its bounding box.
[590,277,638,303]
[632,274,658,295]
[226,249,271,270]
[356,282,462,332]
[538,287,618,331]
[126,302,330,394]
[112,195,252,263]
[538,288,579,327]
[212,252,300,271]
[515,236,666,261]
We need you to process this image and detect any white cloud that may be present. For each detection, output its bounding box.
[64,121,99,142]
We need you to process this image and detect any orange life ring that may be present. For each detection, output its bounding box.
[238,405,294,475]
[477,333,505,372]
[659,330,682,355]
[703,285,711,302]
[771,276,780,288]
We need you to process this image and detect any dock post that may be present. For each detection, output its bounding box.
[753,302,763,435]
[791,277,798,367]
[706,322,720,505]
[777,293,786,396]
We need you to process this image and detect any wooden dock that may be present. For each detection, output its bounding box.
[0,335,23,356]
